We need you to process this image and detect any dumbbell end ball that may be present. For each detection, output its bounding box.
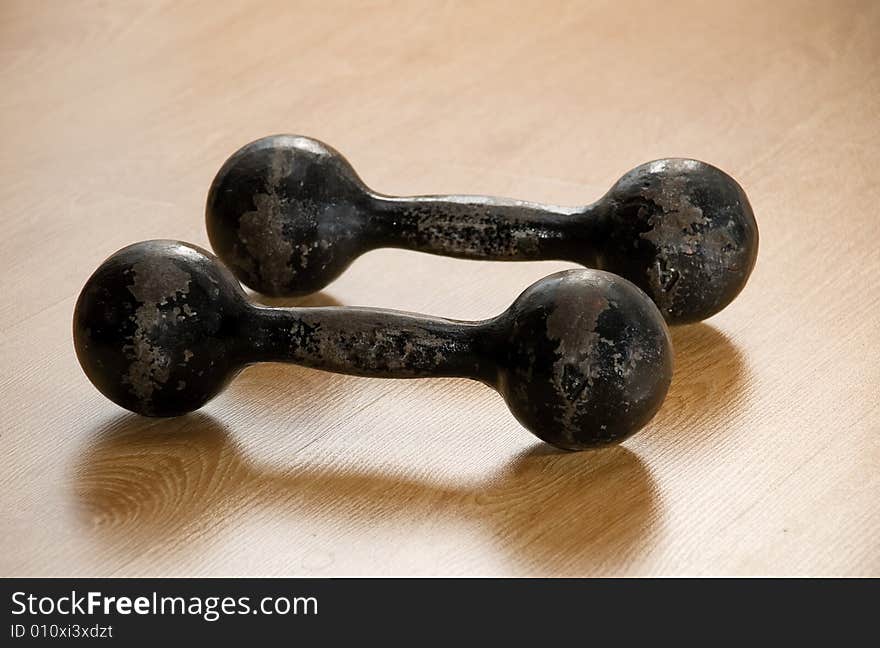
[73,240,246,417]
[498,270,673,450]
[206,135,368,297]
[598,158,759,325]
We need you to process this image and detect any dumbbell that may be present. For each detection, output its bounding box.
[73,240,673,450]
[206,135,758,324]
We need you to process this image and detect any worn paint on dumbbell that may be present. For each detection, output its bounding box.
[74,241,673,450]
[206,135,759,324]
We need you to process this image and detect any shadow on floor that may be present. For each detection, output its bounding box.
[650,321,748,445]
[73,413,657,575]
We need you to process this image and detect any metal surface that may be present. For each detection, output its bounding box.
[206,135,759,324]
[73,240,673,450]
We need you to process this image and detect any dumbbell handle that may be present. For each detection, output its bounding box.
[246,306,496,383]
[366,195,600,263]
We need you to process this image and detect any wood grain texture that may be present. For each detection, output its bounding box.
[1,0,878,577]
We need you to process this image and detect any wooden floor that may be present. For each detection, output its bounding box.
[1,0,878,577]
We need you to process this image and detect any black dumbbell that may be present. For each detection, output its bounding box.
[73,240,673,450]
[206,135,758,324]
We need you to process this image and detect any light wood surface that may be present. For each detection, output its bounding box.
[1,0,878,577]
